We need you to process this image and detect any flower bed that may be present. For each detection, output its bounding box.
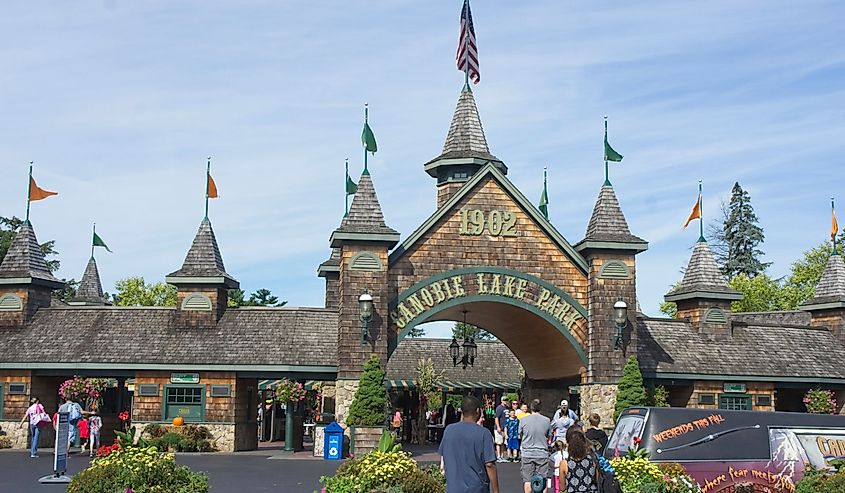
[320,431,444,493]
[67,444,208,493]
[142,423,217,452]
[609,441,701,493]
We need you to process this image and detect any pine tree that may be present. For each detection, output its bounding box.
[614,356,647,420]
[720,183,770,278]
[346,355,387,427]
[452,322,494,340]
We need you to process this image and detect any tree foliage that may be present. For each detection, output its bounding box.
[451,322,494,340]
[614,356,647,421]
[112,277,177,306]
[717,183,770,278]
[227,288,287,307]
[346,355,388,427]
[0,216,60,273]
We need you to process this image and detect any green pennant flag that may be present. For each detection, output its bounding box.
[539,188,548,219]
[362,122,377,154]
[346,175,358,195]
[604,136,623,162]
[93,231,112,253]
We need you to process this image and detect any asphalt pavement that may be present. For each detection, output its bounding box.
[0,448,526,492]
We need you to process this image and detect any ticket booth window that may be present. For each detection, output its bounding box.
[163,385,205,422]
[719,394,751,410]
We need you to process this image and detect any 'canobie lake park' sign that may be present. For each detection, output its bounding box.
[390,268,586,335]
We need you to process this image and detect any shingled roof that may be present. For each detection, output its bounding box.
[665,241,741,301]
[637,316,845,381]
[801,253,845,308]
[576,185,647,250]
[167,218,238,287]
[386,338,522,388]
[424,87,505,170]
[330,172,399,246]
[0,221,63,287]
[70,258,108,305]
[0,306,338,370]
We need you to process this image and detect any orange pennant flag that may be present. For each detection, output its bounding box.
[833,207,839,241]
[207,173,218,199]
[683,193,701,230]
[29,176,57,201]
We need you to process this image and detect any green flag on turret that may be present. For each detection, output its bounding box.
[362,122,377,154]
[346,175,358,195]
[93,231,112,253]
[538,168,549,219]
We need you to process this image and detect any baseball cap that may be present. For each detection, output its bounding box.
[501,396,509,402]
[560,399,568,406]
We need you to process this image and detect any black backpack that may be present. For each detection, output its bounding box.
[592,452,623,493]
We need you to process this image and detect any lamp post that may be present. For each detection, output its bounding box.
[359,291,373,344]
[613,297,628,350]
[451,310,478,369]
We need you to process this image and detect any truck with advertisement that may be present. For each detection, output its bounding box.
[605,407,845,492]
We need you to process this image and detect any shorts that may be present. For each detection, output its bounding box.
[494,429,504,445]
[520,456,551,483]
[507,437,520,450]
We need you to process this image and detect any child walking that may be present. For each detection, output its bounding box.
[88,410,102,457]
[551,440,568,493]
[504,408,520,462]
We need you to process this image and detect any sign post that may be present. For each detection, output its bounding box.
[38,411,72,483]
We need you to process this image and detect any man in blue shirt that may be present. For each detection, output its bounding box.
[439,395,500,493]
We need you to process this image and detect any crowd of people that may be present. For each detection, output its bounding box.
[439,395,609,493]
[20,396,103,458]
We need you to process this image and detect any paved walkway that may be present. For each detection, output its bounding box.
[0,447,527,492]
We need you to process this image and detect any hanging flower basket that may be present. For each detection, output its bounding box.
[273,379,306,403]
[804,388,837,414]
[59,376,108,409]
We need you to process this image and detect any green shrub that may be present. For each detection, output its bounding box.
[399,465,445,493]
[796,471,845,493]
[346,355,387,427]
[67,446,208,493]
[614,356,647,420]
[144,423,166,439]
[158,432,182,450]
[0,435,11,449]
[178,438,199,452]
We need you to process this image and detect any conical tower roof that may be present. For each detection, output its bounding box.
[0,221,63,288]
[665,241,742,302]
[801,253,845,308]
[576,185,647,252]
[166,218,238,288]
[330,172,400,248]
[70,258,108,305]
[424,87,506,176]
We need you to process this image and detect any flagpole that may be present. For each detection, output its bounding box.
[698,180,705,242]
[25,161,33,223]
[363,104,369,174]
[464,0,470,89]
[205,157,211,220]
[91,223,96,260]
[544,166,548,218]
[345,159,350,217]
[603,117,610,186]
[833,197,838,255]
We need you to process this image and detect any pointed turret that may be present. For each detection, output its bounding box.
[318,247,341,309]
[575,185,647,253]
[0,221,63,326]
[424,87,506,208]
[166,218,238,325]
[69,258,109,305]
[329,172,399,248]
[800,253,845,336]
[665,240,742,334]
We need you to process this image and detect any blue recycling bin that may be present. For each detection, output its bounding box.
[323,421,344,460]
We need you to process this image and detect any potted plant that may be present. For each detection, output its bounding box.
[346,355,388,455]
[274,378,306,452]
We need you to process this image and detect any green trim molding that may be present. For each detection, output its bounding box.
[0,363,337,373]
[389,164,589,275]
[329,231,400,248]
[647,372,845,385]
[664,290,744,302]
[162,384,206,423]
[574,240,648,253]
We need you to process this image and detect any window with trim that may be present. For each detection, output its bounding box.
[163,385,205,422]
[719,394,752,410]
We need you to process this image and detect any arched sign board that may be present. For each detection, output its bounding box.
[388,267,588,365]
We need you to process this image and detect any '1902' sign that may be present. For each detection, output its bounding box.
[459,209,517,237]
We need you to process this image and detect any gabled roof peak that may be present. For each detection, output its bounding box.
[0,220,63,287]
[70,258,109,305]
[665,241,741,302]
[577,185,647,250]
[167,218,238,288]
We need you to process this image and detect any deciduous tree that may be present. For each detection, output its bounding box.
[112,277,177,306]
[451,322,494,340]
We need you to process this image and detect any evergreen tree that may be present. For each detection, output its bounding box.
[720,183,770,278]
[452,322,494,340]
[614,356,647,420]
[346,355,388,427]
[406,325,426,338]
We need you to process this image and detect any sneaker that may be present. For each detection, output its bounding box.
[30,454,38,458]
[496,457,507,463]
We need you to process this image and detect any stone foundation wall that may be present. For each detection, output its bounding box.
[0,420,30,449]
[313,425,325,457]
[579,384,618,428]
[134,422,236,452]
[335,379,359,427]
[351,426,384,456]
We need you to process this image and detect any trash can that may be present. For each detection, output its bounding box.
[323,421,343,460]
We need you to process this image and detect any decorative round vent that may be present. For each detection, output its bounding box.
[598,260,630,279]
[350,252,383,272]
[181,293,213,311]
[0,293,23,312]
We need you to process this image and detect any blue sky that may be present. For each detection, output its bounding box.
[1,1,843,338]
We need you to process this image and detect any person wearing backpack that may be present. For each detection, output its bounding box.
[19,397,50,458]
[58,396,85,451]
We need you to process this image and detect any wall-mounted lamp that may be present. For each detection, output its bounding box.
[359,290,373,344]
[613,297,628,350]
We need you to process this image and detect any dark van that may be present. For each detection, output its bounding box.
[605,407,845,492]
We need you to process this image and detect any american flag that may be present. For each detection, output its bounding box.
[456,0,480,85]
